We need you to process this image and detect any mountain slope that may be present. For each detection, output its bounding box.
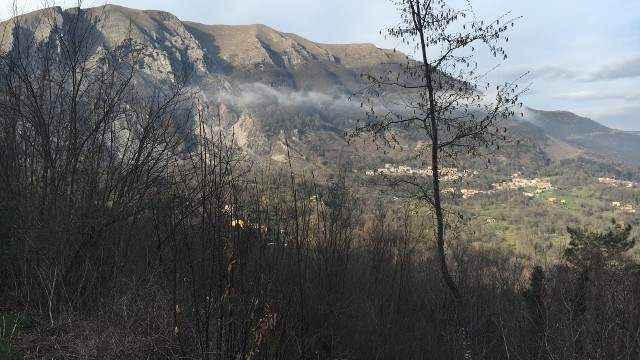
[523,108,640,164]
[1,4,637,169]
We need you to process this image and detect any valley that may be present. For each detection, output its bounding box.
[352,155,640,260]
[0,4,639,359]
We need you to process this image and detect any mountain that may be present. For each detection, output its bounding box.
[2,4,638,170]
[521,108,640,164]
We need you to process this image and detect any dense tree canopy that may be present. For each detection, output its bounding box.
[565,219,636,270]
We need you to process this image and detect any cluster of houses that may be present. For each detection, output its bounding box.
[611,201,636,213]
[598,177,636,188]
[492,173,553,192]
[443,173,554,200]
[366,168,559,200]
[366,168,638,211]
[365,164,476,181]
[492,173,553,198]
[546,197,566,205]
[441,187,492,199]
[598,178,637,213]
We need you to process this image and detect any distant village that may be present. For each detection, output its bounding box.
[365,164,475,181]
[597,177,636,188]
[598,178,637,213]
[365,166,637,212]
[365,166,551,199]
[492,173,553,193]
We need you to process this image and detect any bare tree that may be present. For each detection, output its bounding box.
[351,0,527,357]
[0,1,194,324]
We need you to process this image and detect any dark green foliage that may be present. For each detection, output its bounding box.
[522,265,546,329]
[565,219,636,270]
[571,270,589,320]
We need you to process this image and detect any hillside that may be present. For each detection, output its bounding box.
[1,5,640,360]
[1,4,635,169]
[524,108,640,164]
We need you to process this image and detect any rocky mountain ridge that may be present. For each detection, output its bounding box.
[3,4,638,167]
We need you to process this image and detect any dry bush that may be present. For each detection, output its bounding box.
[13,275,175,359]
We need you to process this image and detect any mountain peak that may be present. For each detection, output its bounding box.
[521,108,640,164]
[3,5,636,165]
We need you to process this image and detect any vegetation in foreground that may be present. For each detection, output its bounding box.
[1,1,639,359]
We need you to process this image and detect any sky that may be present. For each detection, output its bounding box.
[1,0,639,131]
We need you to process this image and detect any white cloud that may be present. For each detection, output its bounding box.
[1,0,638,132]
[225,82,356,110]
[526,64,576,81]
[580,55,640,81]
[490,64,575,84]
[554,89,640,102]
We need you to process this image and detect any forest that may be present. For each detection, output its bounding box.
[1,2,640,360]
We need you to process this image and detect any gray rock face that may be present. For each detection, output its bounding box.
[3,5,633,166]
[95,5,208,78]
[0,4,407,89]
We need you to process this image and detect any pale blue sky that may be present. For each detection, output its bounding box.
[2,0,639,130]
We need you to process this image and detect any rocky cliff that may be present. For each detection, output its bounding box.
[1,4,637,167]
